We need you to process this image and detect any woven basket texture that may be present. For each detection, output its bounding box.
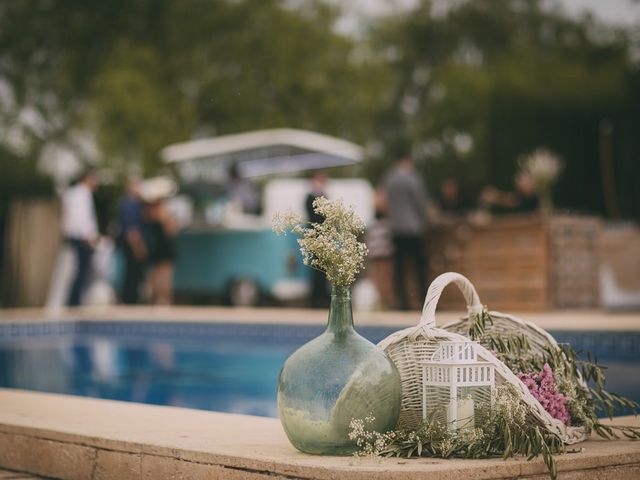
[378,272,588,445]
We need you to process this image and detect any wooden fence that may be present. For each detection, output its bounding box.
[1,199,60,307]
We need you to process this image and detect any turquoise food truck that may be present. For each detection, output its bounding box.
[161,129,372,306]
[173,227,307,306]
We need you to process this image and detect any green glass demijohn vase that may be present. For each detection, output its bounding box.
[277,285,402,455]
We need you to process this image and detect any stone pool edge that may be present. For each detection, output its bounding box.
[1,389,640,480]
[1,305,639,331]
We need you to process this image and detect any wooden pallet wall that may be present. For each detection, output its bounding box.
[428,216,549,311]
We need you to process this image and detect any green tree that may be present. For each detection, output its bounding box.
[368,0,640,219]
[0,0,388,177]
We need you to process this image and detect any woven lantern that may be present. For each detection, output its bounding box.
[421,340,494,432]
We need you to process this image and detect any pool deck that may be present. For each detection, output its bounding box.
[0,389,639,480]
[0,305,639,331]
[0,468,42,479]
[0,306,639,479]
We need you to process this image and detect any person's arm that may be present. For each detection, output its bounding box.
[479,187,519,208]
[500,193,520,208]
[426,199,442,224]
[60,190,72,239]
[83,188,100,246]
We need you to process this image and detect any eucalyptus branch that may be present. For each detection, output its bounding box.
[466,312,640,433]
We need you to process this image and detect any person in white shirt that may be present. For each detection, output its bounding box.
[61,170,99,306]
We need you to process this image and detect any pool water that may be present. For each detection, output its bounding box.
[0,322,638,418]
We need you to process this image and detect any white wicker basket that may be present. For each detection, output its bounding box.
[378,272,588,444]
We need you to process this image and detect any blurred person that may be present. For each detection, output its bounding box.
[437,177,465,216]
[146,199,178,305]
[382,154,428,310]
[61,170,99,306]
[365,186,395,308]
[117,178,147,304]
[305,171,330,308]
[226,162,261,214]
[480,172,540,214]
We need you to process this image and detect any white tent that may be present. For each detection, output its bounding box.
[160,128,364,182]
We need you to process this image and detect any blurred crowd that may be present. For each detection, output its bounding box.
[59,152,545,310]
[298,153,544,310]
[373,153,541,310]
[60,171,178,307]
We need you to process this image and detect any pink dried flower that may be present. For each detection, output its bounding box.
[517,363,571,425]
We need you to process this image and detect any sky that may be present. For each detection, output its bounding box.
[332,0,640,34]
[556,0,640,24]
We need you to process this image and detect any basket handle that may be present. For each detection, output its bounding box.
[418,272,483,328]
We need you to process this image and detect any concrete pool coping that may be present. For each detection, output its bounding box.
[0,389,639,480]
[0,305,639,331]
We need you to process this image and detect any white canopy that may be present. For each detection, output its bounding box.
[160,128,364,181]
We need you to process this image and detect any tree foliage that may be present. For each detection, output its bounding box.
[368,0,640,219]
[0,0,638,218]
[0,0,387,176]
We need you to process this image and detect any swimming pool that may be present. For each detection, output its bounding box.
[0,321,639,417]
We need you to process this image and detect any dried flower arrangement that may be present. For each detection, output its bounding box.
[272,196,368,286]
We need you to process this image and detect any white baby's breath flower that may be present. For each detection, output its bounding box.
[348,414,394,457]
[271,197,368,286]
[272,211,303,235]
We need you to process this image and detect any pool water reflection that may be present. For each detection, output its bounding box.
[0,334,295,417]
[0,322,638,418]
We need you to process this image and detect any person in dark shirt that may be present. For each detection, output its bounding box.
[437,177,466,216]
[382,154,429,310]
[513,173,540,212]
[117,179,147,304]
[305,171,330,308]
[146,199,177,305]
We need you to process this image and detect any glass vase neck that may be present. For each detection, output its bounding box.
[326,285,353,335]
